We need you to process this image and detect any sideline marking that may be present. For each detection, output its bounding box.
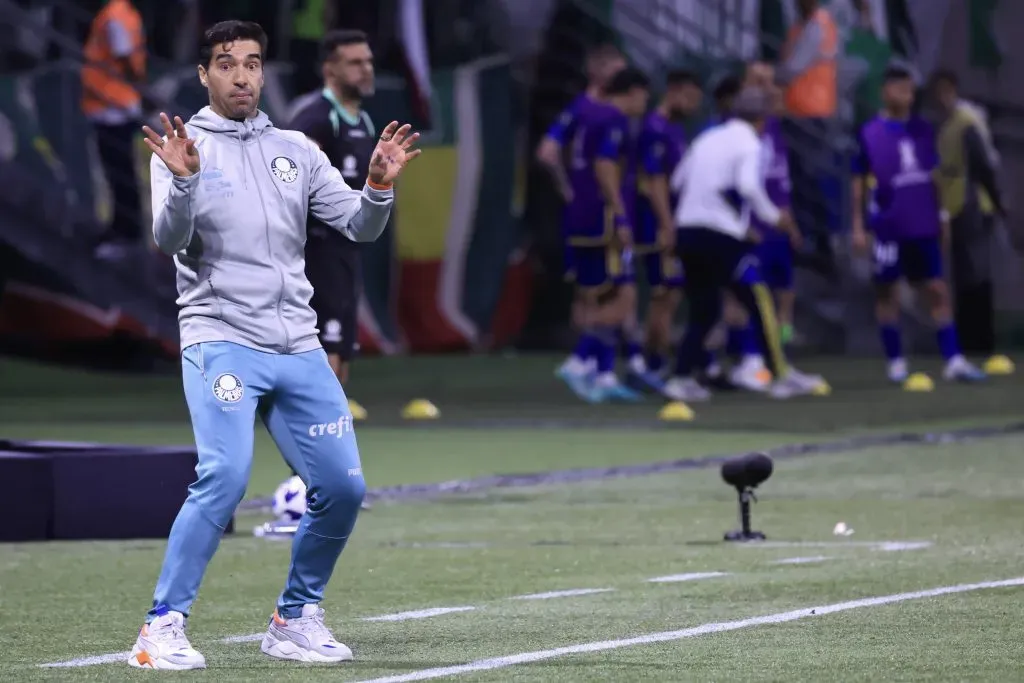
[647,572,730,583]
[877,541,931,552]
[41,652,132,668]
[773,556,831,565]
[510,588,613,600]
[362,606,477,622]
[737,540,933,550]
[351,577,1024,683]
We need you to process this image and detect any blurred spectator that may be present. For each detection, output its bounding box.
[709,75,742,124]
[931,70,1006,359]
[775,0,838,246]
[291,0,337,96]
[80,0,146,259]
[841,0,891,128]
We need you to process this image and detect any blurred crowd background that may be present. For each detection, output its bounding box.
[0,0,1021,372]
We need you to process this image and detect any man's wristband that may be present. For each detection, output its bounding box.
[367,179,393,191]
[613,214,630,229]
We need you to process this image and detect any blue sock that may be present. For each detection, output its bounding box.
[646,352,665,373]
[572,333,598,362]
[936,323,961,360]
[595,327,617,374]
[740,322,760,357]
[879,324,902,361]
[726,326,745,358]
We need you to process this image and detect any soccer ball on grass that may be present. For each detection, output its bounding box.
[272,475,307,522]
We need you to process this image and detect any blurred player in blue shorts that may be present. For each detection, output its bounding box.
[560,67,650,402]
[537,45,626,387]
[127,21,419,669]
[630,69,703,390]
[851,65,985,385]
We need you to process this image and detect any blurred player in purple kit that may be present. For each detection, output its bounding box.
[851,65,985,385]
[536,45,627,392]
[561,67,651,402]
[629,69,703,390]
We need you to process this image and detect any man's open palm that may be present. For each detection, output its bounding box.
[143,113,200,177]
[368,121,422,185]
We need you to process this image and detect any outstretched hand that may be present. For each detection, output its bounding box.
[368,121,422,186]
[143,113,200,177]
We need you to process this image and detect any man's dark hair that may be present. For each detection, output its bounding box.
[605,67,650,95]
[199,20,268,68]
[666,69,699,88]
[320,29,370,63]
[586,43,623,64]
[712,75,742,102]
[883,64,915,83]
[930,68,958,90]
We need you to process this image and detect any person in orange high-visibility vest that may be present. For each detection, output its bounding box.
[775,0,838,251]
[81,0,147,258]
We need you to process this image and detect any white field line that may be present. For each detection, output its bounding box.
[773,556,832,565]
[362,607,477,622]
[510,588,614,600]
[41,652,133,668]
[351,577,1024,683]
[877,541,931,551]
[221,633,264,644]
[647,572,730,583]
[737,540,933,550]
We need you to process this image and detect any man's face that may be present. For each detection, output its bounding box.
[666,83,702,117]
[593,55,627,90]
[199,39,263,119]
[623,86,650,117]
[745,62,774,89]
[883,78,915,112]
[930,80,957,110]
[324,42,375,99]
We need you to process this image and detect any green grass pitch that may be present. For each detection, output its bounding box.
[2,354,1024,680]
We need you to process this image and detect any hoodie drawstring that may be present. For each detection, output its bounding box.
[238,120,248,189]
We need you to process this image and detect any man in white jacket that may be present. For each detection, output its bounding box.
[664,87,827,402]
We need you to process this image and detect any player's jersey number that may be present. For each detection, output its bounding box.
[873,241,898,273]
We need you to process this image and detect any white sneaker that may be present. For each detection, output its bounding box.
[662,377,712,402]
[769,367,826,400]
[729,355,771,392]
[942,355,986,382]
[261,604,353,663]
[128,610,206,670]
[887,358,909,383]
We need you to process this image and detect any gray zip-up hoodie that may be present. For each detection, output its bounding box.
[151,106,393,354]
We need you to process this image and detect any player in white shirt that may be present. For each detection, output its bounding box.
[664,87,827,402]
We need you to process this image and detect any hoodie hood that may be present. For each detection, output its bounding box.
[189,106,274,139]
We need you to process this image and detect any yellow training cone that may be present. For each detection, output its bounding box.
[402,399,440,420]
[902,372,934,392]
[348,399,368,421]
[983,355,1015,376]
[658,401,695,422]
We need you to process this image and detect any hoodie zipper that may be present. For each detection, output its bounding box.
[241,121,290,352]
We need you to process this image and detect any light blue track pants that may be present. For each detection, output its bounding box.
[148,341,366,621]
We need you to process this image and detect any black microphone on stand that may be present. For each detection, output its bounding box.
[720,452,774,542]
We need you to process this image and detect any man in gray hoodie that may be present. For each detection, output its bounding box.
[127,20,420,670]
